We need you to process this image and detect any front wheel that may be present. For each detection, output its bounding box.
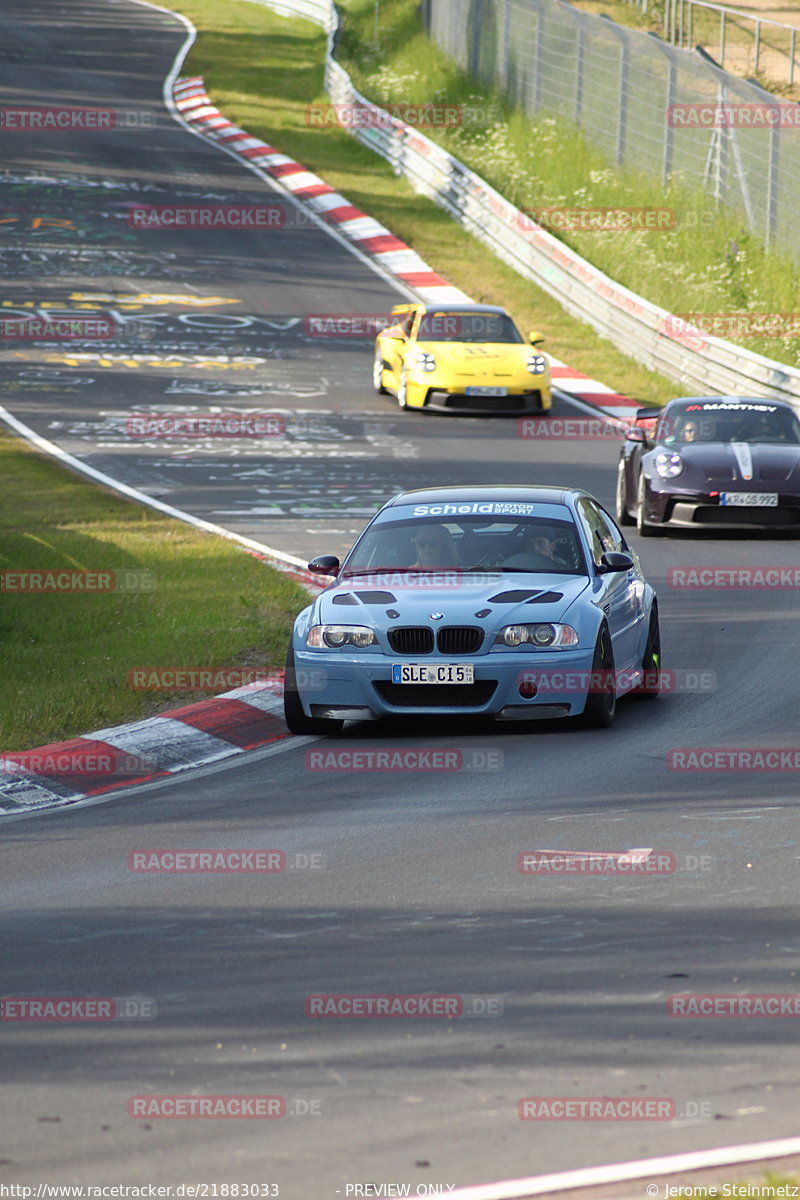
[373,353,389,395]
[634,604,661,699]
[636,474,661,538]
[283,646,344,736]
[616,458,635,526]
[580,624,616,728]
[396,368,410,409]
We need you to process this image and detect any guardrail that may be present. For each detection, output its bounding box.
[249,0,800,403]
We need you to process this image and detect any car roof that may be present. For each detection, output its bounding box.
[417,303,510,315]
[664,396,795,412]
[383,485,590,509]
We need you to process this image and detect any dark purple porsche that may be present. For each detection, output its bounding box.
[616,396,800,536]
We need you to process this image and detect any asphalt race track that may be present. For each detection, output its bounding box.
[2,1,800,1196]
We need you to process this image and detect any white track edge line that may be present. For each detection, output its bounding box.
[0,404,308,570]
[0,734,315,825]
[447,1136,800,1199]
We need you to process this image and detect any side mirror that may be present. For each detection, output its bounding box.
[625,426,647,443]
[529,330,545,345]
[598,551,634,573]
[308,555,340,576]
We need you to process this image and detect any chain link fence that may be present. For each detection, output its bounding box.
[422,0,800,262]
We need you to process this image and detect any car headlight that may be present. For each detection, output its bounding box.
[526,353,547,375]
[494,623,579,648]
[655,452,683,479]
[415,352,436,372]
[307,624,377,648]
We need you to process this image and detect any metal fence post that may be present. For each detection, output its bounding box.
[574,22,585,123]
[468,0,484,76]
[663,53,676,183]
[766,106,779,245]
[617,31,630,163]
[533,3,544,112]
[499,0,510,90]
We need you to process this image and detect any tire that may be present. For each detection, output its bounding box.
[373,353,389,395]
[283,645,344,736]
[616,458,635,526]
[634,603,661,699]
[396,368,410,410]
[636,473,661,538]
[580,624,616,728]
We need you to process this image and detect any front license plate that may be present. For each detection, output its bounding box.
[720,492,778,507]
[465,386,508,397]
[392,663,475,684]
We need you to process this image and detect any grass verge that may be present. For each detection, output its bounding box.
[0,431,308,750]
[337,0,800,367]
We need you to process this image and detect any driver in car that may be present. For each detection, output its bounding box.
[408,524,460,568]
[504,528,564,569]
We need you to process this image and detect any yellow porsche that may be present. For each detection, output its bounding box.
[373,302,551,415]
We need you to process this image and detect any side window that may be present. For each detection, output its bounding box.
[592,504,627,554]
[577,499,624,567]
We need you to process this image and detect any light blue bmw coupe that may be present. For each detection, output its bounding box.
[284,486,660,734]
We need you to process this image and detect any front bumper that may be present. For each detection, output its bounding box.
[647,487,800,530]
[422,385,551,415]
[293,646,597,721]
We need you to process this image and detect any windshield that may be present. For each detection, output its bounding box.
[659,403,800,445]
[416,311,524,344]
[342,514,587,575]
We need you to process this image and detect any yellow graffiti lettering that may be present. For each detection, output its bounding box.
[30,218,77,231]
[69,292,241,308]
